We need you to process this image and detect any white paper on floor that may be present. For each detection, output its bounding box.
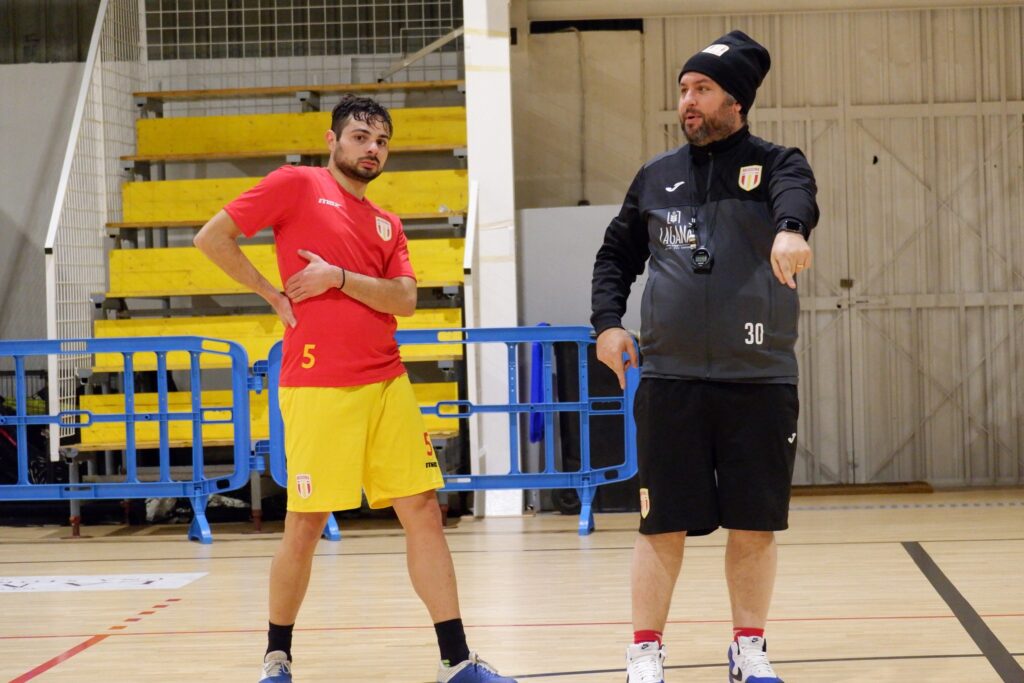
[0,572,207,592]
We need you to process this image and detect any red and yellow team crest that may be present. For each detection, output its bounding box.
[295,473,313,499]
[639,487,650,519]
[375,216,393,241]
[738,164,763,191]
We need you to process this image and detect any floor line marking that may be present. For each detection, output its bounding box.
[3,611,1022,641]
[8,635,109,683]
[2,535,1023,566]
[903,541,1024,682]
[9,598,184,681]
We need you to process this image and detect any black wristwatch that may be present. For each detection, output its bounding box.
[776,218,806,237]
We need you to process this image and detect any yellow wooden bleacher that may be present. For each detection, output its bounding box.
[128,107,467,163]
[77,382,460,452]
[112,169,468,228]
[107,240,464,298]
[133,78,464,104]
[92,308,464,373]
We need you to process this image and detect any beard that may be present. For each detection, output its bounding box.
[682,102,740,146]
[332,150,383,182]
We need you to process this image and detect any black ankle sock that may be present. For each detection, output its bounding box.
[434,618,470,666]
[267,622,294,660]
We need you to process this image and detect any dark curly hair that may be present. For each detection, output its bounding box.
[330,94,394,138]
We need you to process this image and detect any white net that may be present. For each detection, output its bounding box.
[45,0,146,441]
[143,0,462,62]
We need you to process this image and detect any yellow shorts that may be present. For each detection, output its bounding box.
[279,374,444,512]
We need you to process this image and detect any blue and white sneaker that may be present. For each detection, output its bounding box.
[259,650,292,682]
[437,651,517,682]
[728,636,783,682]
[625,641,665,683]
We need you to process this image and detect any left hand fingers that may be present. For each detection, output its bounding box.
[772,240,811,289]
[297,249,324,263]
[288,278,309,302]
[285,277,308,300]
[781,259,797,289]
[770,254,786,286]
[772,254,798,288]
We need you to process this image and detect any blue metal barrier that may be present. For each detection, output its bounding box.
[0,337,253,543]
[259,326,639,537]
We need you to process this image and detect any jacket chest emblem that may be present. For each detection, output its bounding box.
[738,164,762,191]
[375,216,393,241]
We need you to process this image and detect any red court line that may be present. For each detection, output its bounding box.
[9,598,184,681]
[8,634,108,682]
[4,611,1022,642]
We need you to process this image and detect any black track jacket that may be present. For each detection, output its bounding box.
[591,126,819,383]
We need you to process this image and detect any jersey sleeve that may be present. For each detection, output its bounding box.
[224,165,305,237]
[767,147,819,238]
[383,216,416,280]
[591,165,651,335]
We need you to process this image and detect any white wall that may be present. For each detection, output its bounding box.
[0,62,84,340]
[518,204,647,330]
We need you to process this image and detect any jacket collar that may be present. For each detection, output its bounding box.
[688,125,750,165]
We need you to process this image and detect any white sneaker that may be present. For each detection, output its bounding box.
[727,636,782,682]
[625,641,665,683]
[259,650,292,682]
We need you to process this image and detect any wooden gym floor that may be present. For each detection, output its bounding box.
[0,488,1021,682]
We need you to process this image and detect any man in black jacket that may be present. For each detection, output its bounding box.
[591,30,819,683]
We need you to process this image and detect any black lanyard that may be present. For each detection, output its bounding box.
[690,154,721,273]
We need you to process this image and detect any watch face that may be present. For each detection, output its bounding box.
[691,247,713,273]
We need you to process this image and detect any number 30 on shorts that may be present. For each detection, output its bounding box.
[301,344,316,369]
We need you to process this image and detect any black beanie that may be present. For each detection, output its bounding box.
[678,30,771,115]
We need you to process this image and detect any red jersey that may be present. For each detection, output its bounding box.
[224,165,415,387]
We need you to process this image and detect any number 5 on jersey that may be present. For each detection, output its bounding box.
[301,344,317,369]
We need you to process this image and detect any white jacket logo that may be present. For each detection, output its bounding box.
[659,211,696,250]
[375,216,392,241]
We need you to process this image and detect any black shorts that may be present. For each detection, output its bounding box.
[634,378,798,536]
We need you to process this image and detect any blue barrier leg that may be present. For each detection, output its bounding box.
[576,486,596,536]
[322,513,341,541]
[187,494,213,544]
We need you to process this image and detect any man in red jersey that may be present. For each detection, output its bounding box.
[194,95,515,683]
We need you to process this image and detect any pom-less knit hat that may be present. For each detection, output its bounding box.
[678,30,771,115]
